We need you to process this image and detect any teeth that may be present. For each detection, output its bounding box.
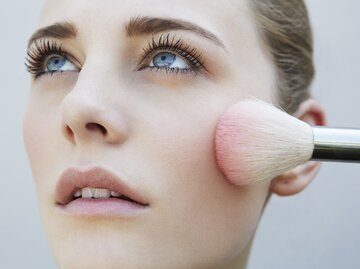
[82,187,94,198]
[110,191,121,197]
[74,190,82,198]
[74,187,123,199]
[94,188,110,198]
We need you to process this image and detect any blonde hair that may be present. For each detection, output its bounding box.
[251,0,314,114]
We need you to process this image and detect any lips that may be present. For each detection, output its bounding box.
[55,166,149,207]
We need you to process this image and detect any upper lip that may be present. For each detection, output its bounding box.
[55,166,149,206]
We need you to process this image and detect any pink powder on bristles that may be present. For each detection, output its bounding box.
[215,100,261,186]
[215,98,314,186]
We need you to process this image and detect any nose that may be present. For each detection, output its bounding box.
[60,78,129,146]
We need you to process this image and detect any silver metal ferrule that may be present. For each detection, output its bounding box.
[311,126,360,162]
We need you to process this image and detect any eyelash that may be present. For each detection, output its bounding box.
[25,39,75,79]
[136,33,207,75]
[24,33,207,80]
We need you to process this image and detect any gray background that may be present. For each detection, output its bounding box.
[0,1,359,268]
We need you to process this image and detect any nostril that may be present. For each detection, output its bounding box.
[64,125,74,142]
[86,122,107,135]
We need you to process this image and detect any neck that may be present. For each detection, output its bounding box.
[221,236,255,269]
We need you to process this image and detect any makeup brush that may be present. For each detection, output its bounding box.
[215,98,360,186]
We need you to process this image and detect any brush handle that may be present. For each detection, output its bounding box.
[311,126,360,162]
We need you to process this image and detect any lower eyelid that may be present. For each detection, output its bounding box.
[36,70,80,81]
[139,66,203,79]
[137,56,203,74]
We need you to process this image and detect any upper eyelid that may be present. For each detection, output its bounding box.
[49,45,82,68]
[27,40,82,67]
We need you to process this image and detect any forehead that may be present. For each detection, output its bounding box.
[40,0,250,24]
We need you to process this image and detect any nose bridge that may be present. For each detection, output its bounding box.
[60,67,129,145]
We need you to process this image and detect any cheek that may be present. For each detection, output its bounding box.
[23,105,43,178]
[22,99,59,202]
[22,78,73,181]
[134,89,270,262]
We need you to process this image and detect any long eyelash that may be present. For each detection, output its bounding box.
[137,33,207,74]
[24,39,68,79]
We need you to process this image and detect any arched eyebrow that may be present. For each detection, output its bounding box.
[27,21,77,49]
[125,15,225,49]
[27,15,226,50]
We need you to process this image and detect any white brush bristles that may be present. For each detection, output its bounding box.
[215,98,314,186]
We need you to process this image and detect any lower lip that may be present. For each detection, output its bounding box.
[58,198,150,217]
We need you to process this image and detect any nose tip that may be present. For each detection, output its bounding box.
[61,97,129,145]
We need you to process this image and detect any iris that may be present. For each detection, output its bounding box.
[153,52,176,67]
[46,56,67,72]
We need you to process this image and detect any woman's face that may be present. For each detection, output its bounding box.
[23,0,276,268]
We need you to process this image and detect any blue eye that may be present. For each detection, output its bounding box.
[152,52,176,67]
[45,55,78,73]
[46,56,66,71]
[150,52,189,69]
[135,34,206,75]
[25,39,81,79]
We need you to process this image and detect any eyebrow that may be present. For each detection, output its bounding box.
[27,21,77,48]
[125,15,225,48]
[27,15,226,49]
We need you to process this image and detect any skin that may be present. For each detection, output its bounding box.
[22,0,325,268]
